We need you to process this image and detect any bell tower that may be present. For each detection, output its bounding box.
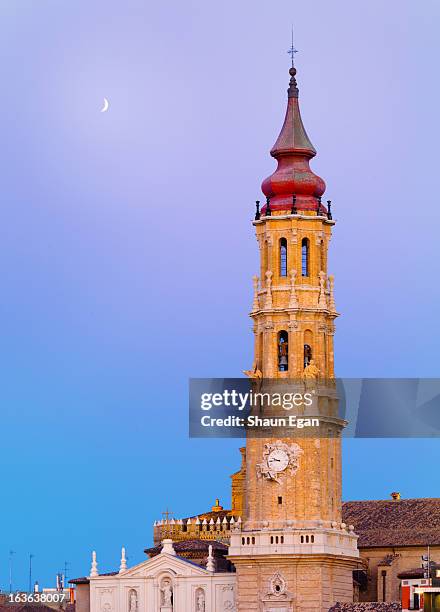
[228,66,360,611]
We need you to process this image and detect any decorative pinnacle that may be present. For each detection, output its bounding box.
[327,200,333,220]
[206,545,215,572]
[119,547,127,573]
[265,196,272,216]
[288,66,299,98]
[317,196,322,216]
[255,200,261,220]
[287,28,299,98]
[90,551,98,577]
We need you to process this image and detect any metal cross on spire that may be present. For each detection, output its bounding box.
[287,27,298,67]
[162,508,173,523]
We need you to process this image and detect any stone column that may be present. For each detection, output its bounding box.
[263,321,275,377]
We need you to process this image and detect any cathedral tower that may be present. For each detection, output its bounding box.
[228,66,360,611]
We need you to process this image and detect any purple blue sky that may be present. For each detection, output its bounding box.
[1,0,439,592]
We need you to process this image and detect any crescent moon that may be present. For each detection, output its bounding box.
[101,98,109,113]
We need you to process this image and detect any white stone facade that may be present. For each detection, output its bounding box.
[88,543,236,612]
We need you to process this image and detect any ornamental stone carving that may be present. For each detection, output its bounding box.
[257,440,303,484]
[289,269,299,309]
[318,271,327,309]
[328,274,336,311]
[160,577,173,609]
[264,271,273,309]
[195,588,205,612]
[316,231,324,246]
[221,585,235,611]
[252,275,260,312]
[269,571,287,597]
[128,590,137,612]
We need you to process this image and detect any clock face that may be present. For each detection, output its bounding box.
[267,449,289,473]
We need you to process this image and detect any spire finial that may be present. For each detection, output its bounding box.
[119,547,127,573]
[287,26,298,68]
[90,551,98,577]
[287,27,299,98]
[206,545,215,572]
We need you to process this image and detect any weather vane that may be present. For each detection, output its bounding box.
[287,27,298,67]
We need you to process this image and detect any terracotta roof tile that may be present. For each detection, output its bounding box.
[145,539,228,556]
[69,572,117,585]
[329,603,402,612]
[342,499,440,547]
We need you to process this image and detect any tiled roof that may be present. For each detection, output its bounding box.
[69,577,89,584]
[397,563,440,580]
[342,499,440,547]
[69,572,118,585]
[179,498,440,549]
[329,603,402,612]
[145,539,228,556]
[397,568,426,579]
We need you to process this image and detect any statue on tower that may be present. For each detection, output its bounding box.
[303,359,320,379]
[243,361,263,379]
[278,335,289,371]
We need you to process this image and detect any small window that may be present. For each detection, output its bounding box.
[311,535,315,543]
[252,537,255,544]
[302,238,310,277]
[280,238,287,277]
[270,536,274,544]
[300,535,304,543]
[278,496,283,505]
[280,536,284,544]
[242,537,245,545]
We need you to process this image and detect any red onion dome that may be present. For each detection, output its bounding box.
[261,67,326,214]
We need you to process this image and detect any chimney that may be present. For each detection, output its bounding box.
[390,492,401,501]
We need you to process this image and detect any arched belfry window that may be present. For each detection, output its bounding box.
[304,344,312,368]
[279,238,287,277]
[278,331,289,372]
[302,238,310,277]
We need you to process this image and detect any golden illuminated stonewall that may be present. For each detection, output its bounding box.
[227,66,361,612]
